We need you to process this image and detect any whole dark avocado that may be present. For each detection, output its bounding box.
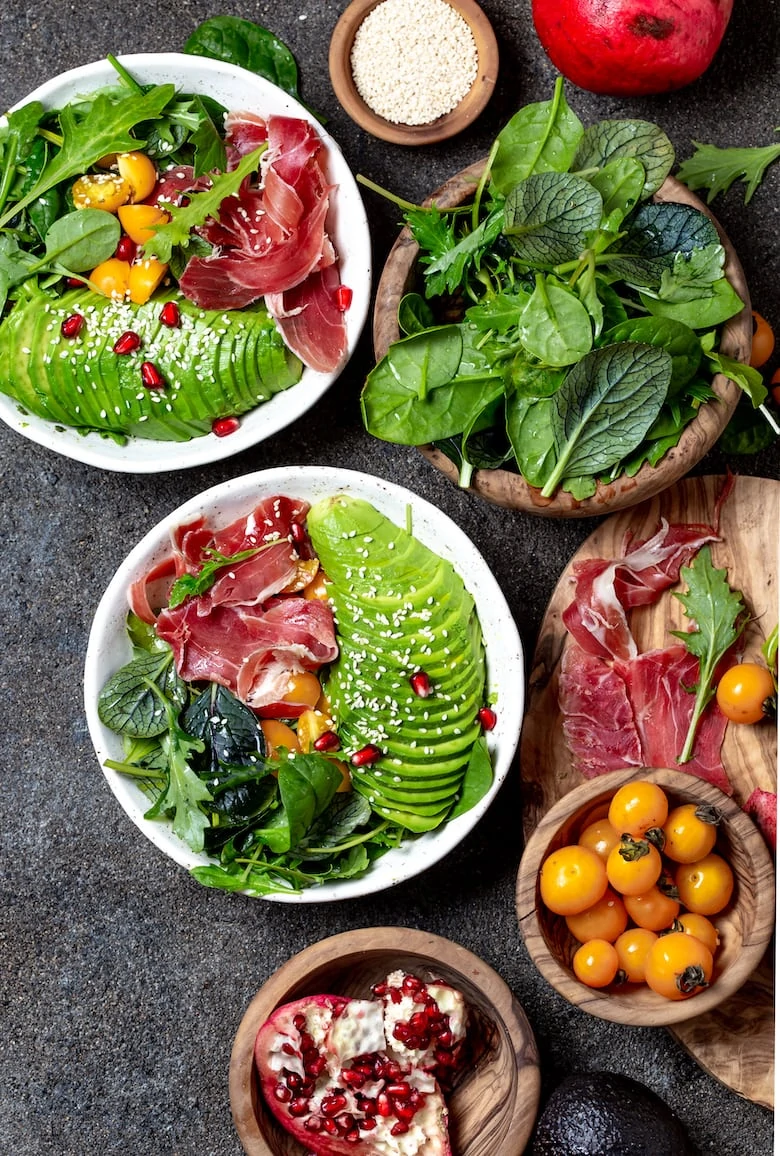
[530,1071,698,1155]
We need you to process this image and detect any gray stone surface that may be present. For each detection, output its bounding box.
[0,2,777,1154]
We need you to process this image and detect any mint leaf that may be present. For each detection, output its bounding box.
[671,547,746,763]
[144,145,265,262]
[677,137,780,204]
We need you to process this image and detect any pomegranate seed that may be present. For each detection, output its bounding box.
[371,982,388,996]
[335,284,353,310]
[357,1097,376,1116]
[289,1097,311,1117]
[113,330,142,355]
[402,974,424,994]
[409,1090,426,1109]
[159,300,181,327]
[434,1049,456,1066]
[393,1023,411,1042]
[345,1129,361,1144]
[395,1103,417,1122]
[293,1013,307,1031]
[60,313,84,338]
[300,1078,315,1094]
[437,1029,454,1048]
[478,705,497,730]
[321,1094,347,1117]
[313,731,341,753]
[291,521,307,545]
[273,1084,292,1103]
[212,415,240,437]
[386,1082,411,1099]
[307,1055,326,1077]
[285,1072,302,1090]
[351,743,382,767]
[376,1092,393,1118]
[140,361,165,390]
[322,1118,339,1136]
[391,1121,410,1136]
[281,1042,297,1056]
[409,1012,428,1033]
[409,671,431,698]
[360,1117,377,1131]
[413,990,429,1004]
[304,1116,323,1133]
[341,1069,365,1089]
[387,988,403,1006]
[115,235,136,262]
[336,1113,356,1133]
[65,276,83,288]
[383,1060,402,1078]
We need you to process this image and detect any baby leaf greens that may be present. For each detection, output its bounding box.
[361,79,759,496]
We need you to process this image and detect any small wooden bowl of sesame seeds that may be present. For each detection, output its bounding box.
[329,0,499,146]
[229,926,541,1155]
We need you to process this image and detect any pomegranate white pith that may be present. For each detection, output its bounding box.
[254,973,468,1155]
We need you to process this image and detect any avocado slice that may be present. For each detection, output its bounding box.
[0,286,302,442]
[531,1072,698,1156]
[306,495,491,832]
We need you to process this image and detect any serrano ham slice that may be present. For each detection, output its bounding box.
[559,643,643,777]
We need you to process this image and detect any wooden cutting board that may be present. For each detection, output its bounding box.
[520,474,777,1108]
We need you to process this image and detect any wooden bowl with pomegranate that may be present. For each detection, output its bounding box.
[515,768,775,1026]
[229,926,540,1155]
[372,168,752,518]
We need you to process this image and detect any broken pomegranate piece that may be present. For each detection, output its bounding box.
[254,973,468,1155]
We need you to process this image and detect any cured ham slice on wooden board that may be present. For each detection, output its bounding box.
[520,474,778,1109]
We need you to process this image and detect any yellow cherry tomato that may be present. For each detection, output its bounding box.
[624,885,680,932]
[675,853,734,915]
[303,570,332,601]
[117,202,169,244]
[608,780,669,838]
[282,671,322,708]
[606,836,662,897]
[260,720,300,757]
[565,887,629,944]
[572,939,620,988]
[127,258,168,305]
[676,913,721,955]
[89,257,130,299]
[578,817,621,862]
[749,310,775,369]
[644,931,713,1000]
[663,803,720,864]
[116,151,158,203]
[296,707,336,753]
[539,844,608,916]
[716,663,776,724]
[72,171,130,212]
[614,927,658,984]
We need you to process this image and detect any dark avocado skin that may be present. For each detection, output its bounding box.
[530,1072,698,1156]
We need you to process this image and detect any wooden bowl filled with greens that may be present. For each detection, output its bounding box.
[368,79,754,517]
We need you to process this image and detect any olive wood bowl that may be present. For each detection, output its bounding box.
[373,168,753,516]
[515,768,775,1026]
[328,0,499,145]
[230,926,540,1155]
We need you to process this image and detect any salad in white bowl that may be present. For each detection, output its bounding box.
[0,52,370,471]
[83,467,525,902]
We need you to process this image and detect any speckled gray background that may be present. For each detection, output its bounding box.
[0,2,777,1154]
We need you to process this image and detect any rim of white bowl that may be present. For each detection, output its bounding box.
[83,466,525,902]
[1,54,371,472]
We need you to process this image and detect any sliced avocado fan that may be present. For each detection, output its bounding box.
[0,286,302,442]
[307,495,489,833]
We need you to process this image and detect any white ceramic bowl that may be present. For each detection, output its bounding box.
[83,466,525,901]
[0,54,371,472]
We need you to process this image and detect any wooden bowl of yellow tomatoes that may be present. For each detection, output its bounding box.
[515,768,775,1025]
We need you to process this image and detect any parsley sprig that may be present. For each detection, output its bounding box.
[677,137,780,204]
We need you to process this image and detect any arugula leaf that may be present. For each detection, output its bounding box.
[0,86,175,230]
[671,547,747,764]
[188,95,228,176]
[143,145,266,262]
[491,75,583,196]
[167,544,264,608]
[421,206,503,297]
[144,689,212,852]
[676,137,780,204]
[540,342,671,496]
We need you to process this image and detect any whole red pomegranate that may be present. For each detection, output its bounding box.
[254,972,467,1155]
[531,0,734,96]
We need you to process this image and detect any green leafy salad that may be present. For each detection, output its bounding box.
[96,494,495,896]
[361,79,766,497]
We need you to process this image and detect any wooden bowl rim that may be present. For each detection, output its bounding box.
[515,768,776,1026]
[229,926,540,1156]
[372,165,753,516]
[328,0,499,146]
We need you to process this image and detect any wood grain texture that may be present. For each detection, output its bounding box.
[372,168,753,517]
[518,475,778,1106]
[328,0,498,146]
[229,927,541,1155]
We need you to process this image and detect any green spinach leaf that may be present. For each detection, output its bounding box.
[491,76,583,196]
[184,16,301,101]
[540,342,671,496]
[519,275,593,366]
[448,736,493,819]
[41,208,120,273]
